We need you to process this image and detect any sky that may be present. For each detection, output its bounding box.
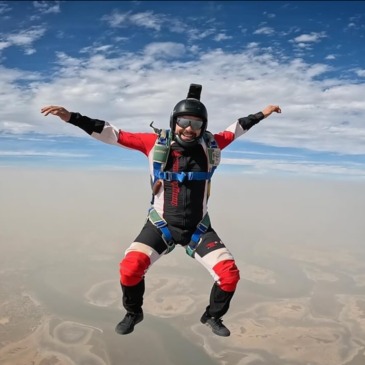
[0,1,365,179]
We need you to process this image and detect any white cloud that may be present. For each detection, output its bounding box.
[346,15,363,31]
[80,44,114,55]
[102,10,130,27]
[293,32,327,43]
[0,1,12,15]
[143,42,185,58]
[0,40,10,50]
[130,11,162,31]
[24,48,36,55]
[187,27,216,41]
[167,18,190,34]
[103,10,163,31]
[1,26,46,53]
[0,121,36,134]
[355,69,365,78]
[101,8,221,43]
[254,27,275,35]
[33,1,61,14]
[263,12,276,19]
[325,54,336,60]
[0,2,11,15]
[214,33,232,42]
[2,46,361,160]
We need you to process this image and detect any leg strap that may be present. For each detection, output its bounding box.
[148,208,175,254]
[186,213,210,258]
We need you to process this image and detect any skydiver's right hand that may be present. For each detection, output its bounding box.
[41,106,71,122]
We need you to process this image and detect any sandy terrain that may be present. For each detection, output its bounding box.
[1,169,365,364]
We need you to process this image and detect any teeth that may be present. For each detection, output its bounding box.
[180,132,195,140]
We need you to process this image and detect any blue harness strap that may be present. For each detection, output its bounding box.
[186,213,211,258]
[151,128,220,185]
[148,207,210,257]
[154,170,214,183]
[148,207,175,253]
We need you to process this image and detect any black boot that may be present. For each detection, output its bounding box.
[115,311,144,335]
[200,311,230,337]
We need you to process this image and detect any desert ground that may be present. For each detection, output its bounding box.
[1,168,364,365]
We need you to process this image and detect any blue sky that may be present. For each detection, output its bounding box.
[0,1,365,179]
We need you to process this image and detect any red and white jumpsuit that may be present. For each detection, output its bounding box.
[68,111,264,318]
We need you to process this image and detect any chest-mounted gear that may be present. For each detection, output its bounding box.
[149,122,220,188]
[148,121,220,257]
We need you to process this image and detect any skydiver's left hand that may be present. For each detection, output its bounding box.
[41,105,72,122]
[262,105,281,118]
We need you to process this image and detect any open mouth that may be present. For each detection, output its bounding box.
[179,132,196,141]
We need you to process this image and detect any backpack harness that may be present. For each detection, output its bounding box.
[148,123,221,257]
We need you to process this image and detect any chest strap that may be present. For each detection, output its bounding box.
[154,170,214,183]
[150,125,220,187]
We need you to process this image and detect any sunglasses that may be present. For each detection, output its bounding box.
[176,117,204,130]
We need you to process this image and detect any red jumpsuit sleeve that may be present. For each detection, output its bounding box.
[117,131,157,156]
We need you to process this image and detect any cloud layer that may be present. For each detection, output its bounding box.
[0,1,364,179]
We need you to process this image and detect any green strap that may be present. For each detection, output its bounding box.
[148,208,175,254]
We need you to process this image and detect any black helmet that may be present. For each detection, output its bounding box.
[170,98,208,130]
[170,84,208,137]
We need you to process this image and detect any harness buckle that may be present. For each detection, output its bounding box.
[177,172,186,182]
[161,231,175,254]
[186,245,195,258]
[186,237,202,258]
[164,172,173,181]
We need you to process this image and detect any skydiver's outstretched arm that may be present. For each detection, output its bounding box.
[238,104,281,130]
[41,105,120,146]
[41,105,107,136]
[262,105,281,118]
[41,105,156,153]
[41,105,72,122]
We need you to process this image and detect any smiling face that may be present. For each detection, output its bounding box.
[174,115,203,142]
